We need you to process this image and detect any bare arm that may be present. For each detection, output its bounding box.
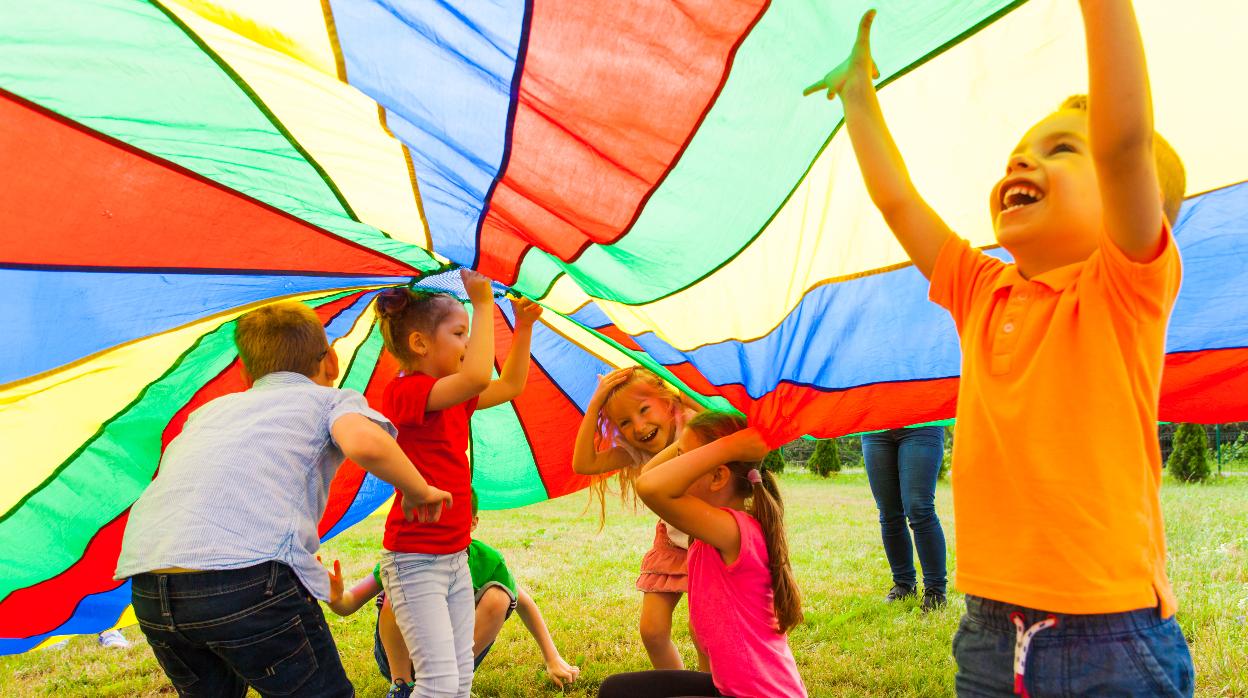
[635,429,769,559]
[320,559,382,616]
[1080,0,1164,261]
[514,585,579,687]
[427,270,497,412]
[571,368,639,475]
[331,413,451,521]
[804,10,952,278]
[478,298,542,409]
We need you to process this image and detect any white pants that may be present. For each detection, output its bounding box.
[380,550,475,697]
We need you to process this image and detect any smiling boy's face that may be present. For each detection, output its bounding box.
[990,109,1104,270]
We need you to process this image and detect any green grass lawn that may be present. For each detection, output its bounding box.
[3,471,1245,696]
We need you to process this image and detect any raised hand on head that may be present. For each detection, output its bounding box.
[589,366,636,407]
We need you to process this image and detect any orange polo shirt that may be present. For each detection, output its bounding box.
[929,229,1181,616]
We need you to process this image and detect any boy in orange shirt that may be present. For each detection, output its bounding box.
[806,3,1192,696]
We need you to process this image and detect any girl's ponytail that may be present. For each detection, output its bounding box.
[750,466,803,634]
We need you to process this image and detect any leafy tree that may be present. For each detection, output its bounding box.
[808,438,841,477]
[939,426,953,481]
[1168,423,1211,483]
[761,449,785,474]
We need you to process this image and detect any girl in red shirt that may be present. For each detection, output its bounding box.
[374,270,542,698]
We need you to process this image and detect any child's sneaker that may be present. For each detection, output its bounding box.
[385,678,414,698]
[98,629,131,649]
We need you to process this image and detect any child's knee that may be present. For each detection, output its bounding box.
[638,612,673,647]
[476,586,511,620]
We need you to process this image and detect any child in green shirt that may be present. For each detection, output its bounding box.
[323,491,578,698]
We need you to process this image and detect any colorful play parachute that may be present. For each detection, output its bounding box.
[2,0,1246,652]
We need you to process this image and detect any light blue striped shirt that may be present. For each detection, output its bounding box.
[115,372,395,599]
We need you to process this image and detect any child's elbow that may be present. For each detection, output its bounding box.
[465,374,492,395]
[635,475,660,503]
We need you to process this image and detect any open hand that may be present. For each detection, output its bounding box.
[318,556,344,605]
[803,9,879,101]
[401,485,453,523]
[460,269,495,305]
[545,656,580,688]
[512,297,544,326]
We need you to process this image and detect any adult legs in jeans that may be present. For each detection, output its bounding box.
[129,563,353,698]
[598,670,721,697]
[863,426,948,594]
[381,551,476,698]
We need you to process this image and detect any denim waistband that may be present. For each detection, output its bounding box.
[131,562,289,598]
[964,595,1166,637]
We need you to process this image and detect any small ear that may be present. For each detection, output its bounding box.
[408,331,426,356]
[708,465,733,493]
[324,348,340,382]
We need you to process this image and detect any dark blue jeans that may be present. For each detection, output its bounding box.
[131,562,353,697]
[862,426,948,593]
[954,595,1194,697]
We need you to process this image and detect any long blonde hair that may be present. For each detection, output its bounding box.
[589,367,688,526]
[684,411,803,635]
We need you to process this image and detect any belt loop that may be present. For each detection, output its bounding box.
[157,574,172,619]
[265,562,279,596]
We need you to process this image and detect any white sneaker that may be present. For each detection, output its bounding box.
[98,630,131,649]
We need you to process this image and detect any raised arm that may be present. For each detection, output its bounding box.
[571,368,640,476]
[1080,0,1164,261]
[478,298,542,409]
[331,413,452,522]
[427,269,497,411]
[635,429,769,559]
[514,585,579,688]
[804,10,952,278]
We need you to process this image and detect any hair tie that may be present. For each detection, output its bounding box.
[747,468,763,485]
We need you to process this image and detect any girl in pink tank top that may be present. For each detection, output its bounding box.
[598,411,807,698]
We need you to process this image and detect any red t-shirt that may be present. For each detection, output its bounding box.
[381,373,478,554]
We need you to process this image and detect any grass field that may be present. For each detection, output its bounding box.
[3,471,1245,696]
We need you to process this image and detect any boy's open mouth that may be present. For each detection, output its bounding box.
[637,426,659,443]
[1001,182,1045,212]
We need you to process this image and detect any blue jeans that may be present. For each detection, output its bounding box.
[862,426,948,593]
[380,551,475,697]
[130,562,353,697]
[954,595,1194,697]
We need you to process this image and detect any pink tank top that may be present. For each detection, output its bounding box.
[687,508,807,698]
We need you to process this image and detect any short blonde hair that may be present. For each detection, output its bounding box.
[1060,95,1186,225]
[234,301,329,380]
